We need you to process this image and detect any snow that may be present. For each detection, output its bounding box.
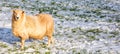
[0,0,120,54]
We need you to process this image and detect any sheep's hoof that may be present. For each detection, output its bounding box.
[20,47,24,50]
[47,44,50,48]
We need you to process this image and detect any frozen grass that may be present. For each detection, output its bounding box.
[0,0,120,54]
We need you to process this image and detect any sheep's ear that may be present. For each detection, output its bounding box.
[12,10,15,13]
[22,11,24,14]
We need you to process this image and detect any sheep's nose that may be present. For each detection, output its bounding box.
[16,16,19,19]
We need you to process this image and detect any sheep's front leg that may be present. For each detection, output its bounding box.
[48,37,51,47]
[20,39,25,49]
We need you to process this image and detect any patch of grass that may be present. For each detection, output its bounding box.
[71,29,77,33]
[45,51,50,54]
[64,17,75,21]
[71,27,81,33]
[88,36,96,41]
[24,46,29,50]
[85,11,91,13]
[60,47,66,50]
[8,47,18,52]
[8,48,12,51]
[100,15,106,18]
[29,45,36,49]
[40,44,47,48]
[0,43,8,48]
[78,14,88,18]
[56,15,64,19]
[76,49,87,54]
[65,18,70,21]
[108,19,112,22]
[70,8,76,11]
[68,36,73,38]
[10,5,20,8]
[108,35,115,38]
[86,29,102,34]
[39,6,56,14]
[51,1,56,5]
[110,31,119,35]
[101,6,117,12]
[0,9,2,11]
[91,9,101,16]
[96,50,101,53]
[58,26,62,29]
[76,52,80,54]
[34,50,40,54]
[85,19,89,22]
[77,35,84,39]
[62,7,67,10]
[116,20,120,22]
[72,49,76,53]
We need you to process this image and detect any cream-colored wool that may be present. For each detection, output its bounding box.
[12,9,54,49]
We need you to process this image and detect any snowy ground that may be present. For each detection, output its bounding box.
[0,0,120,54]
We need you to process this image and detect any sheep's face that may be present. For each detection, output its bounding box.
[12,9,25,22]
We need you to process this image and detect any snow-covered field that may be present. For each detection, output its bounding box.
[0,0,120,54]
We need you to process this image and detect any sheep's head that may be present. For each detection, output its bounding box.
[12,9,25,22]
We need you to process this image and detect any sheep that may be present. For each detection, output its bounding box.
[12,9,54,49]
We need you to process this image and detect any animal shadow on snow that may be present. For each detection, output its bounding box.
[0,27,33,45]
[0,27,20,44]
[0,27,47,45]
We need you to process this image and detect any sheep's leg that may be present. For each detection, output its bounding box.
[48,36,54,47]
[20,39,25,49]
[48,37,51,47]
[51,36,54,44]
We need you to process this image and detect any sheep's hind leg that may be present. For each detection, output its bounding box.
[48,36,54,47]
